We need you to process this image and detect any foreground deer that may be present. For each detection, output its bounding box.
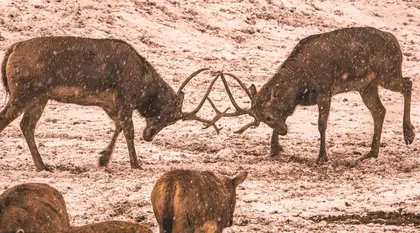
[0,36,219,171]
[0,183,153,233]
[151,169,248,233]
[62,221,152,233]
[209,27,415,164]
[0,183,70,233]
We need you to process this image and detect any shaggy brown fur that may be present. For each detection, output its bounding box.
[248,26,415,163]
[0,183,70,233]
[62,221,152,233]
[0,36,186,171]
[151,169,247,233]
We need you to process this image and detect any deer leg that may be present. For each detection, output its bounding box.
[118,110,140,169]
[401,78,415,145]
[0,101,26,133]
[99,108,122,167]
[20,99,48,172]
[359,85,386,160]
[316,95,331,165]
[381,77,415,145]
[270,129,283,157]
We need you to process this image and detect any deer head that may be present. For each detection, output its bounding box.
[249,81,297,136]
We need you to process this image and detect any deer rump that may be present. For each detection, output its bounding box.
[62,221,152,233]
[151,170,247,233]
[0,183,70,233]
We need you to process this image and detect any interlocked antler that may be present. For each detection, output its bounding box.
[177,68,230,134]
[202,72,260,134]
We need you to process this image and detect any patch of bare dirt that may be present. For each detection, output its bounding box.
[0,0,420,232]
[309,211,420,227]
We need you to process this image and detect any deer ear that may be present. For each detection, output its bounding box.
[232,171,248,188]
[249,84,257,98]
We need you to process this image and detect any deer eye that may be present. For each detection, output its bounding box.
[265,116,272,122]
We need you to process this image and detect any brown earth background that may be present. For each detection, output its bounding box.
[0,0,420,232]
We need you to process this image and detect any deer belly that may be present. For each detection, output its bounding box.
[332,72,376,94]
[48,86,116,107]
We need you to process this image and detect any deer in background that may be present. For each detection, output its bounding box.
[208,27,415,164]
[0,37,220,171]
[151,169,248,233]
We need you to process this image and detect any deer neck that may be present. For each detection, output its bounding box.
[154,78,177,107]
[262,66,301,96]
[277,65,318,106]
[276,63,303,85]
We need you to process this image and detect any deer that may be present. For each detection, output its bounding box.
[0,183,153,233]
[206,27,415,164]
[151,169,248,233]
[0,36,222,171]
[0,183,70,233]
[61,221,153,233]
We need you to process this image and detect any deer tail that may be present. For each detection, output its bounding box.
[1,44,15,95]
[152,180,176,233]
[161,184,175,233]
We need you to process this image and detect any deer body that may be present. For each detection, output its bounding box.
[1,183,153,233]
[251,27,415,163]
[151,170,247,233]
[0,183,70,233]
[0,36,186,171]
[63,221,152,233]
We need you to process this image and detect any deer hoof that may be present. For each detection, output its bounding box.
[99,150,112,167]
[404,124,415,145]
[316,154,328,165]
[35,164,53,172]
[130,161,141,169]
[358,151,378,161]
[270,146,283,157]
[99,156,110,167]
[35,165,45,172]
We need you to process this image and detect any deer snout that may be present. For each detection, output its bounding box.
[143,126,158,142]
[262,113,288,135]
[277,124,288,136]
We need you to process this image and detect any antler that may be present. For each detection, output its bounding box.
[178,69,229,134]
[202,72,260,134]
[177,69,260,134]
[177,68,210,96]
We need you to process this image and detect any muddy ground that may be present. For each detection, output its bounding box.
[0,0,419,232]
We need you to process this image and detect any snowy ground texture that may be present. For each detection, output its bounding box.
[1,0,420,232]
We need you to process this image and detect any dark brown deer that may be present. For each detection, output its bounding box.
[151,169,247,233]
[208,27,415,164]
[0,36,220,171]
[0,183,70,233]
[0,183,153,233]
[61,221,153,233]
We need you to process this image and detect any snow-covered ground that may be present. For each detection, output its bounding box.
[0,0,419,232]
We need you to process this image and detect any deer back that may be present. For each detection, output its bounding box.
[62,221,152,233]
[0,183,70,233]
